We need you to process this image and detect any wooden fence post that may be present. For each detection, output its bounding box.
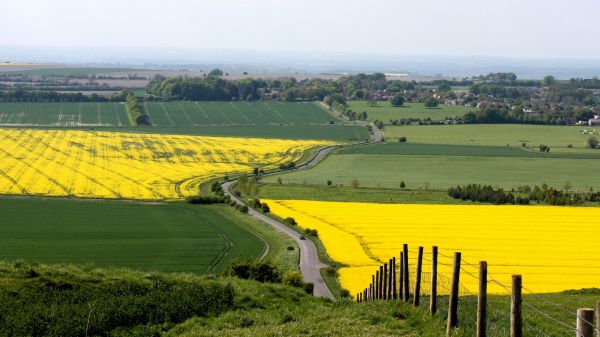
[430,246,438,316]
[399,251,404,300]
[477,261,487,337]
[392,256,397,300]
[379,266,384,300]
[414,246,423,307]
[446,252,461,336]
[403,244,410,302]
[371,275,375,302]
[388,258,393,300]
[364,288,367,303]
[576,308,594,337]
[375,270,380,300]
[511,275,522,337]
[383,263,388,300]
[370,283,373,302]
[596,300,600,337]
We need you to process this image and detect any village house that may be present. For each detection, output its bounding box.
[589,115,600,126]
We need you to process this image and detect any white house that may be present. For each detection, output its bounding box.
[589,116,600,126]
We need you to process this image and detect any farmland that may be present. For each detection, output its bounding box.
[265,123,600,191]
[264,147,600,191]
[0,101,338,127]
[383,124,598,151]
[0,128,330,200]
[264,199,600,297]
[0,198,266,273]
[346,100,472,122]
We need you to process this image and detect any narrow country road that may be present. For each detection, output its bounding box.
[223,180,334,300]
[221,121,383,300]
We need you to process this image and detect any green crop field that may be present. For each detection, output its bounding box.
[265,142,600,191]
[384,124,599,151]
[0,198,266,273]
[346,100,473,122]
[0,102,128,126]
[0,101,338,127]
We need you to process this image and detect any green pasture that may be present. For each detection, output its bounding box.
[384,124,599,151]
[255,183,466,204]
[347,100,472,122]
[0,198,266,273]
[0,102,127,126]
[264,144,600,191]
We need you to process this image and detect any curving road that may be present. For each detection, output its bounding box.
[221,122,383,300]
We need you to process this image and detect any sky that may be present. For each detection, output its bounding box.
[1,0,599,60]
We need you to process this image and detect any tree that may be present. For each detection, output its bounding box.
[588,136,598,149]
[351,179,360,189]
[542,75,556,86]
[437,83,452,92]
[326,180,332,186]
[208,69,224,77]
[398,136,407,142]
[391,94,405,107]
[400,181,406,188]
[423,97,439,108]
[563,181,572,193]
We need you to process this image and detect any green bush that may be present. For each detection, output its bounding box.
[228,261,282,283]
[185,196,226,204]
[0,263,234,337]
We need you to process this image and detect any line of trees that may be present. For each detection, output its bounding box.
[448,184,529,205]
[125,93,151,125]
[0,89,128,102]
[450,183,600,206]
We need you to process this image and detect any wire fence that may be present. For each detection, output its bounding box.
[356,244,599,337]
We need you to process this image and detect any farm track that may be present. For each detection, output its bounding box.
[221,121,381,300]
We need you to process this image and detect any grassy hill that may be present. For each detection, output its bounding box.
[0,262,449,337]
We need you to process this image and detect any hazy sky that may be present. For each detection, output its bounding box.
[1,0,599,59]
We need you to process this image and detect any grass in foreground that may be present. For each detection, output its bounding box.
[0,198,268,273]
[2,261,592,337]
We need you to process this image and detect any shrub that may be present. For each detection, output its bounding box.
[304,228,318,237]
[400,181,406,189]
[326,180,332,186]
[588,136,598,149]
[283,217,297,226]
[303,282,314,295]
[185,196,226,204]
[340,288,351,298]
[260,202,270,213]
[282,271,304,288]
[286,246,295,251]
[239,205,249,213]
[228,261,282,283]
[398,136,407,142]
[279,162,296,170]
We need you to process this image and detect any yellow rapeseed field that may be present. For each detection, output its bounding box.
[264,200,600,296]
[0,128,329,200]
